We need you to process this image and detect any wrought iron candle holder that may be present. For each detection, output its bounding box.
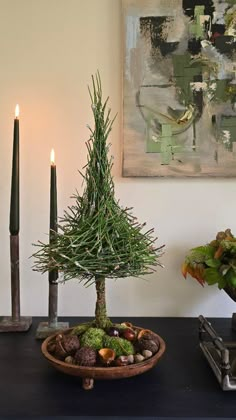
[35,150,69,339]
[0,108,32,332]
[199,315,236,391]
[0,235,32,332]
[35,278,69,339]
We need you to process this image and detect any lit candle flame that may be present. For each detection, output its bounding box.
[15,104,20,118]
[50,149,55,165]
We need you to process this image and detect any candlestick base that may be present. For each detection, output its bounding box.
[0,316,32,332]
[35,321,69,339]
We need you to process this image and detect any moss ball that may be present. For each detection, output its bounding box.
[71,323,91,336]
[103,335,134,357]
[80,328,105,350]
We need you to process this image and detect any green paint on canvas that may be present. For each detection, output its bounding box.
[189,6,205,39]
[221,116,236,129]
[160,124,173,164]
[217,117,236,152]
[212,80,229,102]
[172,54,191,77]
[146,137,162,153]
[173,55,202,104]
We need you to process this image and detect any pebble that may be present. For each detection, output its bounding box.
[134,353,145,363]
[142,350,153,359]
[65,356,74,364]
[127,354,134,364]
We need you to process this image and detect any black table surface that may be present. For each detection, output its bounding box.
[0,316,236,418]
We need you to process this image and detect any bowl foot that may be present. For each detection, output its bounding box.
[82,378,94,390]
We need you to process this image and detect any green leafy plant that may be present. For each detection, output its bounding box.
[33,72,164,329]
[182,229,236,294]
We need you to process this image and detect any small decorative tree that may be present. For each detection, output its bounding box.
[33,73,164,329]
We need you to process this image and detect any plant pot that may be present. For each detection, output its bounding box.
[41,326,166,390]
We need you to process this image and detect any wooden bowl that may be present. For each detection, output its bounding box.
[41,326,166,390]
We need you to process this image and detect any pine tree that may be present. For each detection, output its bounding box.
[33,73,164,329]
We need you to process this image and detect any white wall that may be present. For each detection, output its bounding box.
[0,0,235,318]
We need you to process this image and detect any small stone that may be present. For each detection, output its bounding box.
[142,349,153,359]
[127,354,134,364]
[134,354,145,363]
[65,356,74,364]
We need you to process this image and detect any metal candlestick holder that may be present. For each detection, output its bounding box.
[0,235,32,332]
[35,274,69,339]
[199,315,236,391]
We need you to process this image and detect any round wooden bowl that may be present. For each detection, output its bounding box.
[41,326,166,390]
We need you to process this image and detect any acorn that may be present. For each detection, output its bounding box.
[98,348,116,365]
[122,328,136,342]
[115,355,129,366]
[74,346,97,367]
[107,327,120,337]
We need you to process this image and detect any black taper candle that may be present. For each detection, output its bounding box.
[9,106,20,235]
[49,150,58,284]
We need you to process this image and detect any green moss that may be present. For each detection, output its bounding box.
[103,335,134,357]
[80,327,105,350]
[71,323,91,336]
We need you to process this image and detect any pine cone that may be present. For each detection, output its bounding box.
[62,335,80,354]
[138,338,159,354]
[74,346,97,366]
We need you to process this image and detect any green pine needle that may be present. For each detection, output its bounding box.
[32,72,164,284]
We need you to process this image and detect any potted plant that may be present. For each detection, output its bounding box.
[182,228,236,301]
[33,73,165,389]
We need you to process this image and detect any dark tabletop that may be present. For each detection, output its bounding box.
[0,316,236,418]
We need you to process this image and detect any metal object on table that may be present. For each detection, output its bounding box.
[0,235,32,332]
[199,315,236,390]
[35,280,69,339]
[35,155,69,339]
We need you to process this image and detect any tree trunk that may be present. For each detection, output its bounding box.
[95,276,110,329]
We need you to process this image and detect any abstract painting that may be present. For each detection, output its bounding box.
[122,0,236,177]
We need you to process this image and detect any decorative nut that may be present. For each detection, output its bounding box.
[56,334,63,342]
[47,341,56,354]
[115,355,129,366]
[121,322,133,329]
[137,329,153,340]
[122,328,136,342]
[134,354,145,363]
[64,356,74,364]
[107,327,120,337]
[142,349,153,359]
[127,354,134,364]
[98,348,116,365]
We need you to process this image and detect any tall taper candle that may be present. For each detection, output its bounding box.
[9,105,20,235]
[49,149,58,284]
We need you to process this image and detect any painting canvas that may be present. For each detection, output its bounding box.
[122,0,236,177]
